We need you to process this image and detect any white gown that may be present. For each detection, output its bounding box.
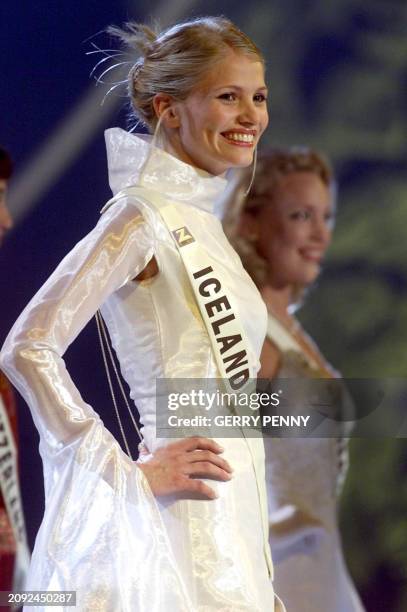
[0,129,281,611]
[264,314,365,611]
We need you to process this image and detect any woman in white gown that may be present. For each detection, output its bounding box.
[0,18,285,612]
[223,148,365,611]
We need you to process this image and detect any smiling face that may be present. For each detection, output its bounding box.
[256,172,334,289]
[163,51,269,175]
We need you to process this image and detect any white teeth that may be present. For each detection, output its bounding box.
[224,132,254,143]
[302,250,323,259]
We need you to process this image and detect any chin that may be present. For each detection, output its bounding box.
[301,271,320,286]
[302,261,321,281]
[290,269,318,287]
[238,149,255,164]
[228,153,254,170]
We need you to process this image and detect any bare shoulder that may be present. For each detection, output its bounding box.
[259,338,282,379]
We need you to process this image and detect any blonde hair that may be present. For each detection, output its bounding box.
[223,147,335,302]
[108,17,264,130]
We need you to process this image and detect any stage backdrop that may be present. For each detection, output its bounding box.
[1,2,406,610]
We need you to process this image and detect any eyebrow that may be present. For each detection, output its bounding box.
[287,202,333,212]
[214,85,268,93]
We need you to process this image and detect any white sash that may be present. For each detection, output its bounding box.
[0,396,30,593]
[103,186,255,392]
[101,186,274,579]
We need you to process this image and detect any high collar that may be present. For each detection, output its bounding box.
[105,127,228,215]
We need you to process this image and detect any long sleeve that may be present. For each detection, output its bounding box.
[0,197,155,452]
[0,200,198,609]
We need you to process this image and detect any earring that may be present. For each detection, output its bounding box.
[244,146,258,197]
[139,108,171,185]
[151,107,170,149]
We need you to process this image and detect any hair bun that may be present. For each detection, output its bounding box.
[107,22,158,57]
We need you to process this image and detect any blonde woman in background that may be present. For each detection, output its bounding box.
[224,148,364,611]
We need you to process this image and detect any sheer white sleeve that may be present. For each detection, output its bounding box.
[0,200,195,609]
[0,198,154,452]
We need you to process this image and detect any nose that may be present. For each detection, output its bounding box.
[311,216,331,246]
[238,98,259,126]
[0,201,13,231]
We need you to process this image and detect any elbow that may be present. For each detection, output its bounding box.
[0,329,39,378]
[1,334,61,383]
[0,338,50,397]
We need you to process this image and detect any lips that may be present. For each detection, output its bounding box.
[221,130,256,146]
[299,248,324,263]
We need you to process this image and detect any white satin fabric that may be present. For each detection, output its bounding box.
[0,129,279,611]
[264,315,364,611]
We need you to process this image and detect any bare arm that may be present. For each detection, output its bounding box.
[259,338,282,379]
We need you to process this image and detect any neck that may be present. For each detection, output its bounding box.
[260,284,292,318]
[161,128,226,177]
[162,132,195,167]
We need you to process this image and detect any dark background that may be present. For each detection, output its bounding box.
[1,2,406,610]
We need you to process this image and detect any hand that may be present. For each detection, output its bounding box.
[138,436,233,500]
